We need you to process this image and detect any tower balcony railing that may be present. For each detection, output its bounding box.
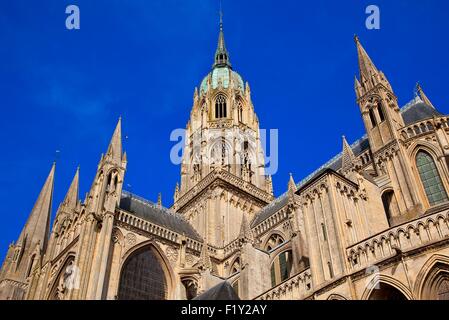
[254,268,312,300]
[346,204,449,271]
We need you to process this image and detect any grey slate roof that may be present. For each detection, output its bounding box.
[251,194,289,227]
[251,97,445,228]
[402,101,442,125]
[193,281,240,300]
[296,97,442,186]
[119,191,202,242]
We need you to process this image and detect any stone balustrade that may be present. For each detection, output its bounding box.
[255,268,312,300]
[116,210,203,252]
[347,208,449,271]
[400,116,449,141]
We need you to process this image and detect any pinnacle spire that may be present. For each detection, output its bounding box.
[213,5,231,69]
[288,173,297,192]
[416,83,435,109]
[354,35,379,82]
[239,213,253,242]
[61,166,79,211]
[342,135,355,170]
[106,117,123,165]
[17,162,55,252]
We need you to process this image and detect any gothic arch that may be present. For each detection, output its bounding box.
[408,140,444,160]
[263,231,287,252]
[47,253,76,300]
[181,275,199,300]
[117,240,176,300]
[228,256,241,276]
[213,93,228,119]
[361,274,412,300]
[236,98,244,122]
[410,146,449,207]
[381,188,399,226]
[208,137,232,168]
[414,254,449,300]
[269,247,294,287]
[327,293,348,300]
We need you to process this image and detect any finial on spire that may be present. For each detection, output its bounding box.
[219,0,223,30]
[288,173,297,192]
[355,35,379,82]
[213,0,231,69]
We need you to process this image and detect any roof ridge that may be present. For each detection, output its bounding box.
[121,190,203,241]
[122,190,187,221]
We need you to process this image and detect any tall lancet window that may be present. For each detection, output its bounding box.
[237,101,243,122]
[416,151,449,206]
[215,95,227,119]
[377,101,386,122]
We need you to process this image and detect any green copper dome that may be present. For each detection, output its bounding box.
[200,66,244,94]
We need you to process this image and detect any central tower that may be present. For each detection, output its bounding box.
[172,15,273,248]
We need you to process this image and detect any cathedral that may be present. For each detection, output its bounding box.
[1,16,449,301]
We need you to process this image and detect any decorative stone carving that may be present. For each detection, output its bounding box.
[125,233,137,247]
[166,246,179,264]
[185,254,195,265]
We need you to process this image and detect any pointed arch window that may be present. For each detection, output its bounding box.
[369,108,377,128]
[437,279,449,300]
[118,246,168,300]
[230,258,240,275]
[270,250,293,287]
[265,233,285,251]
[381,190,400,227]
[237,101,243,122]
[215,95,227,119]
[416,151,449,206]
[377,101,385,122]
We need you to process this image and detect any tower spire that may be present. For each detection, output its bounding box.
[105,117,123,165]
[17,162,55,252]
[239,212,253,242]
[213,2,231,69]
[61,166,79,212]
[354,35,379,82]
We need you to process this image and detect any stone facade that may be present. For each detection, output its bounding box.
[1,20,449,301]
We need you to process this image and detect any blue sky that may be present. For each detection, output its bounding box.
[1,0,449,260]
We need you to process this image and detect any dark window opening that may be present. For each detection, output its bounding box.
[369,108,377,128]
[416,151,449,206]
[215,95,227,119]
[377,102,385,122]
[381,190,398,227]
[118,246,167,300]
[321,223,327,241]
[369,283,408,300]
